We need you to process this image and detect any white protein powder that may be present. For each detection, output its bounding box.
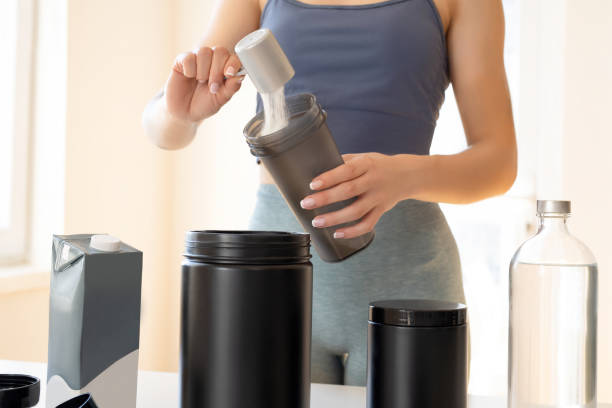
[260,86,289,136]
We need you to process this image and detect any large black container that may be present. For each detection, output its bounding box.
[367,300,468,408]
[244,93,374,262]
[180,230,313,408]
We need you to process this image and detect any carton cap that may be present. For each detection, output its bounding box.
[90,235,121,252]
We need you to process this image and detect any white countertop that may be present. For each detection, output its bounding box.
[1,360,608,407]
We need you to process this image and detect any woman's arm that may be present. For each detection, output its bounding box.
[142,0,261,150]
[414,0,517,203]
[301,0,517,238]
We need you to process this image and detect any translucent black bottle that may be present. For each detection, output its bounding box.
[509,200,597,408]
[244,93,375,262]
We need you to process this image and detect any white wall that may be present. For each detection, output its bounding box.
[521,0,612,401]
[164,0,260,371]
[63,0,176,370]
[562,1,612,402]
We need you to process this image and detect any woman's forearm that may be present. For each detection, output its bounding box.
[398,140,517,204]
[142,91,201,150]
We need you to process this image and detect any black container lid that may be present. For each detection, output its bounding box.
[369,299,467,327]
[0,374,40,407]
[56,393,98,408]
[184,230,311,264]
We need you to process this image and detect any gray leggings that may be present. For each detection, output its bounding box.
[249,184,465,385]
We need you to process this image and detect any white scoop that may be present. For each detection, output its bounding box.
[234,28,295,94]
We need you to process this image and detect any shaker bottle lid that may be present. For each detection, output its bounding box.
[537,200,571,215]
[369,299,467,327]
[90,234,121,252]
[56,393,98,408]
[234,28,295,94]
[0,374,40,407]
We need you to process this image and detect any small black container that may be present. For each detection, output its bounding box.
[56,393,98,408]
[244,94,374,262]
[180,230,313,408]
[0,374,40,408]
[367,300,468,408]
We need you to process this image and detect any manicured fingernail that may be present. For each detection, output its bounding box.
[225,67,236,77]
[312,218,325,228]
[333,231,345,239]
[198,79,206,84]
[300,197,315,209]
[238,76,245,82]
[310,180,323,190]
[210,82,220,94]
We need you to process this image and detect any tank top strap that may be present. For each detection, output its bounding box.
[260,0,282,22]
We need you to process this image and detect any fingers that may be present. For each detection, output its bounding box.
[218,76,244,103]
[310,156,369,191]
[311,196,372,228]
[208,46,230,95]
[217,54,244,102]
[332,207,382,239]
[300,178,367,210]
[223,54,242,78]
[173,52,197,78]
[195,47,213,83]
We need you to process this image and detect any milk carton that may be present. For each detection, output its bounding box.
[46,234,142,407]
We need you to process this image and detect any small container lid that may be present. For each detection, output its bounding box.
[56,393,98,408]
[0,374,40,407]
[369,299,467,327]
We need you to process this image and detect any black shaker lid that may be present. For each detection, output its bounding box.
[369,299,467,327]
[0,374,40,407]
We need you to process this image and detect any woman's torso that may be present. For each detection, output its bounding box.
[257,0,451,184]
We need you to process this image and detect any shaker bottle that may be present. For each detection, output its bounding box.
[367,299,468,408]
[236,29,375,262]
[509,200,597,408]
[243,93,375,262]
[180,230,313,408]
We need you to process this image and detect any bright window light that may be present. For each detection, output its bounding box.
[430,0,529,396]
[0,0,18,230]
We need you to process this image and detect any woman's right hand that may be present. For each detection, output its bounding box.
[165,46,243,123]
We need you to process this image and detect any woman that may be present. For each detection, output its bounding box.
[143,0,517,385]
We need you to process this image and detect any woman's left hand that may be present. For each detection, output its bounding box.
[300,153,416,239]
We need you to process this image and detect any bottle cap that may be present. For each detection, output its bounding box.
[90,234,121,252]
[0,374,40,407]
[234,28,295,94]
[537,200,571,215]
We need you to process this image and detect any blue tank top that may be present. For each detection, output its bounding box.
[257,0,449,155]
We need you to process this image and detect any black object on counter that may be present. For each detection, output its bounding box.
[0,374,40,408]
[244,93,374,262]
[56,393,98,408]
[367,299,468,408]
[180,231,313,408]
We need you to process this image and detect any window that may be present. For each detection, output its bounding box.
[0,0,35,263]
[430,0,534,396]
